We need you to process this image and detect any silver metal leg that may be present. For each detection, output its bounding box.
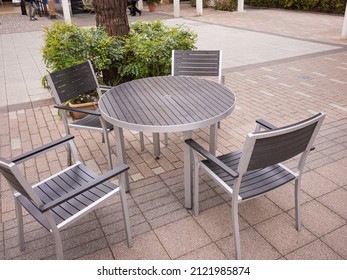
[232,197,241,260]
[140,132,145,151]
[183,130,193,209]
[164,133,168,146]
[193,151,200,216]
[153,132,160,159]
[209,123,218,155]
[114,127,130,192]
[15,200,25,251]
[295,177,302,231]
[119,173,133,248]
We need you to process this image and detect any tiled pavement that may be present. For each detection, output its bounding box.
[0,3,346,260]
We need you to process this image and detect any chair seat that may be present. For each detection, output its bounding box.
[17,164,119,230]
[70,113,113,131]
[202,150,296,200]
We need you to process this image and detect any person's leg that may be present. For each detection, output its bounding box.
[27,2,33,20]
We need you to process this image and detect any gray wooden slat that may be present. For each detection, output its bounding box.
[0,165,28,197]
[248,123,317,170]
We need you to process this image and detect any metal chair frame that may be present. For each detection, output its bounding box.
[185,113,326,259]
[0,135,132,259]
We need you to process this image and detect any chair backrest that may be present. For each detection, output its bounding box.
[238,113,326,173]
[46,60,99,105]
[0,158,39,203]
[172,50,222,83]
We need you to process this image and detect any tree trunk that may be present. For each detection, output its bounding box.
[93,0,130,85]
[93,0,130,37]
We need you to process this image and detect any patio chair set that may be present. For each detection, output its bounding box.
[0,50,325,260]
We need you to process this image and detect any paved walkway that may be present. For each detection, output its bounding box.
[0,3,346,260]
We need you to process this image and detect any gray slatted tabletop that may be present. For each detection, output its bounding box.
[99,76,236,208]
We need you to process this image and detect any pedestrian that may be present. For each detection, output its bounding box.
[26,0,39,21]
[130,0,141,16]
[20,0,27,16]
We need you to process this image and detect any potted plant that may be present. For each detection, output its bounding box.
[147,0,161,12]
[65,91,99,120]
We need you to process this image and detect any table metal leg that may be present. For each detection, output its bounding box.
[153,132,160,159]
[114,127,130,192]
[209,123,218,155]
[183,131,193,209]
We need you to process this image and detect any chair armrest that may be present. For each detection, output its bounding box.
[54,105,101,116]
[11,135,74,164]
[185,139,239,178]
[39,163,130,212]
[256,119,277,130]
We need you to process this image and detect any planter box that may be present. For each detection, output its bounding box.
[69,101,98,120]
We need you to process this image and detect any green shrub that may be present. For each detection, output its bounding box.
[117,20,197,80]
[42,22,121,76]
[215,0,238,11]
[42,20,197,85]
[244,0,346,14]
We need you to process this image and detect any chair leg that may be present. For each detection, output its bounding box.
[119,173,133,248]
[193,153,200,216]
[231,198,241,260]
[295,178,302,231]
[164,133,168,146]
[52,228,64,260]
[103,131,113,170]
[67,143,72,166]
[15,200,25,251]
[140,132,145,152]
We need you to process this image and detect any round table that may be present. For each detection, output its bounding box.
[99,76,236,208]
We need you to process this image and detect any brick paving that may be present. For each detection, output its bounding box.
[0,3,346,260]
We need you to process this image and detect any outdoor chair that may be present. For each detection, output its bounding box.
[0,135,133,259]
[185,112,325,260]
[46,61,114,169]
[159,50,225,147]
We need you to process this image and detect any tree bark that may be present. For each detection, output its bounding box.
[93,0,130,85]
[93,0,130,37]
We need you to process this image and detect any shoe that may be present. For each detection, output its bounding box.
[131,13,136,16]
[30,17,37,21]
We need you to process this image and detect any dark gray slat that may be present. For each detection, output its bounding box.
[0,166,28,196]
[175,55,220,62]
[72,114,113,130]
[142,77,197,124]
[174,50,220,57]
[203,151,242,175]
[119,80,176,126]
[175,62,220,68]
[180,76,233,112]
[59,182,117,216]
[138,77,196,125]
[156,77,216,122]
[16,195,51,231]
[107,84,151,125]
[239,172,295,199]
[101,92,135,124]
[249,126,316,170]
[175,70,219,77]
[166,77,229,121]
[50,68,98,103]
[239,166,292,192]
[35,182,77,221]
[51,70,96,95]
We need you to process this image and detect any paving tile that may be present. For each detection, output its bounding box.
[321,225,347,259]
[254,213,316,256]
[285,239,343,260]
[112,231,170,260]
[216,227,281,260]
[154,216,212,259]
[288,200,346,237]
[238,196,283,226]
[301,170,340,198]
[314,161,347,187]
[317,188,347,219]
[194,203,249,242]
[178,243,227,260]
